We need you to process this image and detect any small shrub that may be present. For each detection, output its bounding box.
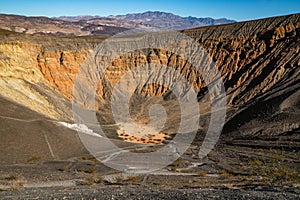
[114,174,125,183]
[173,157,185,168]
[11,180,27,189]
[81,176,94,186]
[79,156,99,164]
[77,166,96,174]
[127,175,141,182]
[58,165,69,172]
[197,171,207,177]
[81,174,103,185]
[84,167,96,174]
[27,156,41,163]
[94,174,103,184]
[218,169,233,178]
[4,173,18,181]
[169,166,177,172]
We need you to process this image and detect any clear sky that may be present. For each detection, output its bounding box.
[0,0,299,21]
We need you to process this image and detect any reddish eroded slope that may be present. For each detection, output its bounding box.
[34,14,300,109]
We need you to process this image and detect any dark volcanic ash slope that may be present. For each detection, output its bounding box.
[0,14,299,164]
[0,96,88,165]
[182,14,300,143]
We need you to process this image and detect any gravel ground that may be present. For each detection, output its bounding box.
[1,186,300,200]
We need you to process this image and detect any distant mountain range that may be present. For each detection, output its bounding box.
[0,11,235,37]
[56,11,236,30]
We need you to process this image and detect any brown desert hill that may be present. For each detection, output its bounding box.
[0,14,130,36]
[0,13,299,165]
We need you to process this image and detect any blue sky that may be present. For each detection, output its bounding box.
[0,0,299,21]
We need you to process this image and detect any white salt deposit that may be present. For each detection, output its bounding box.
[58,122,102,138]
